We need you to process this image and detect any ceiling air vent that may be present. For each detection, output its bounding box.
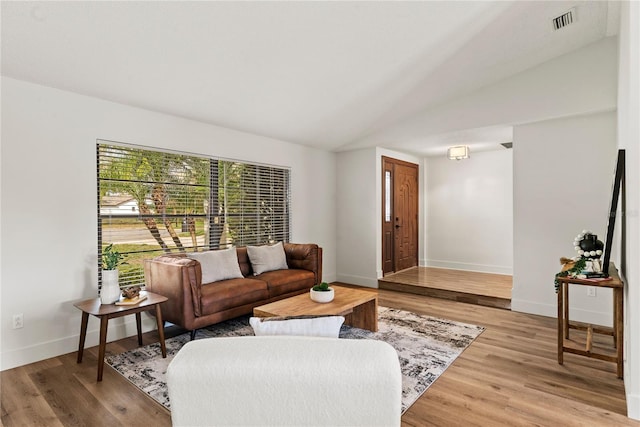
[552,8,576,31]
[501,142,513,149]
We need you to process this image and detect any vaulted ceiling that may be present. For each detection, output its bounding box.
[1,1,619,156]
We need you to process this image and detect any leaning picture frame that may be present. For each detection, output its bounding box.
[602,149,625,276]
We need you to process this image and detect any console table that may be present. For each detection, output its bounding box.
[74,291,168,381]
[556,263,624,378]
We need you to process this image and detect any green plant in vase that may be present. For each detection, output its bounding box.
[310,282,334,303]
[102,243,127,270]
[101,244,127,304]
[312,282,331,292]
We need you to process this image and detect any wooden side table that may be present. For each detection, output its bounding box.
[74,291,168,381]
[556,263,624,378]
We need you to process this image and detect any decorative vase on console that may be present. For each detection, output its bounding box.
[574,230,605,273]
[100,244,127,304]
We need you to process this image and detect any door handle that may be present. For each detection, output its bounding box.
[395,224,401,229]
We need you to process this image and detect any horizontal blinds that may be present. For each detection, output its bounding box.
[97,142,290,290]
[211,161,290,247]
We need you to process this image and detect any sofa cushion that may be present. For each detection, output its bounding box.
[246,242,288,275]
[249,316,345,338]
[257,269,315,298]
[200,278,269,315]
[187,247,243,284]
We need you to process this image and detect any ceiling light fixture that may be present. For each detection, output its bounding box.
[447,145,470,160]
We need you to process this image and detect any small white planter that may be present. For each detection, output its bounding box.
[101,269,121,304]
[310,287,334,303]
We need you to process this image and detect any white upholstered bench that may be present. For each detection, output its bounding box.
[167,336,402,426]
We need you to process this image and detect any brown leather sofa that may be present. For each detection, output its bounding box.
[143,243,322,339]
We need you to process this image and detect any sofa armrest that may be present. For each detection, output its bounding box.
[283,243,323,285]
[144,255,203,325]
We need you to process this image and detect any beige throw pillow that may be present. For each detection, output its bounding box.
[187,247,243,284]
[246,242,288,275]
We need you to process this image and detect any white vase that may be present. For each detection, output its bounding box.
[101,269,121,304]
[310,287,334,303]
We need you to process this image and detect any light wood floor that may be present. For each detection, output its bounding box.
[380,267,513,309]
[2,287,638,427]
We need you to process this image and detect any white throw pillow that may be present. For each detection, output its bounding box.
[187,247,243,284]
[246,242,288,275]
[249,316,345,338]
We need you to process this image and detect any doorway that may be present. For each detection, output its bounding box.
[382,156,418,275]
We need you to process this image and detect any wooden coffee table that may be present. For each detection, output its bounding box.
[253,285,378,332]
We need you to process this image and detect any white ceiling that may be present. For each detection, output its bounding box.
[1,1,619,156]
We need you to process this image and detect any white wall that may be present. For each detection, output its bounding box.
[618,1,640,420]
[0,77,337,370]
[353,36,618,148]
[336,147,422,287]
[512,112,617,326]
[336,148,377,287]
[426,149,513,275]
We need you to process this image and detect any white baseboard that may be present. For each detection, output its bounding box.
[335,273,378,288]
[425,259,513,276]
[510,298,556,318]
[627,391,640,421]
[322,273,337,284]
[511,298,613,328]
[1,315,158,371]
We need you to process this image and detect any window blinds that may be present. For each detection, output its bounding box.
[97,142,290,289]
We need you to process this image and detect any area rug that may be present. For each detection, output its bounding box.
[106,307,483,414]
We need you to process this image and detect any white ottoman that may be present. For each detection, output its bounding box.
[167,336,402,426]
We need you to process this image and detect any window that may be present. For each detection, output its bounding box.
[385,170,391,222]
[97,141,290,289]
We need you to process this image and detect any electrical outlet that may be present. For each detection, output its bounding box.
[12,313,24,329]
[587,287,597,297]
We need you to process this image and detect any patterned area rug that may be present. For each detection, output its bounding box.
[106,307,483,414]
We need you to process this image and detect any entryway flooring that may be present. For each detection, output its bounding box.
[378,266,512,310]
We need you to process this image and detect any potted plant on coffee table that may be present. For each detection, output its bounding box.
[310,282,334,303]
[101,244,126,304]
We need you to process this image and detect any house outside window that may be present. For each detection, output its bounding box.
[97,141,290,289]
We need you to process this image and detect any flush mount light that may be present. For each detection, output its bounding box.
[447,145,470,160]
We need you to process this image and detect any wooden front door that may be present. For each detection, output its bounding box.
[382,157,418,274]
